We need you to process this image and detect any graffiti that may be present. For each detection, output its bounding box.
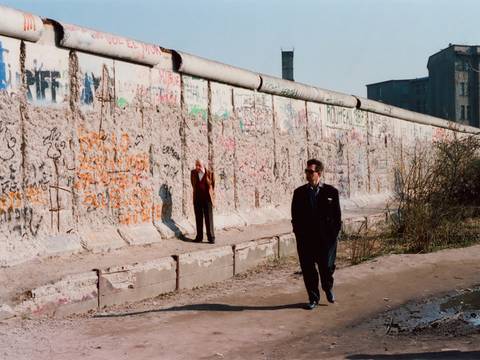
[77,128,158,225]
[26,60,61,103]
[162,145,180,161]
[152,69,180,105]
[43,127,66,160]
[28,162,51,191]
[134,135,144,147]
[162,163,179,178]
[81,72,100,105]
[0,121,16,161]
[23,14,36,32]
[0,183,46,236]
[0,41,9,90]
[1,205,43,236]
[0,164,19,194]
[189,105,207,120]
[184,77,208,120]
[237,104,255,134]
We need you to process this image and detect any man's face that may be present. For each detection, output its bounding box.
[195,161,203,172]
[305,164,321,185]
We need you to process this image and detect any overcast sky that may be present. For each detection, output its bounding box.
[2,0,478,96]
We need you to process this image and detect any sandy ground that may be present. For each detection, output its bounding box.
[0,244,479,360]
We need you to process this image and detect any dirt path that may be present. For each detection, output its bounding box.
[1,245,479,360]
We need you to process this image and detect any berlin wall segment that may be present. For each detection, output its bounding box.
[0,6,466,276]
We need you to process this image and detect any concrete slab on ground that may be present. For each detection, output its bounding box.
[117,225,163,246]
[80,226,127,253]
[43,234,83,258]
[214,212,246,230]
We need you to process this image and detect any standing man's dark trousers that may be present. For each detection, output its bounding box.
[297,239,337,304]
[194,199,214,242]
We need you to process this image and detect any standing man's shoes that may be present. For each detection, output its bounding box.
[193,237,203,243]
[325,289,335,303]
[208,238,215,244]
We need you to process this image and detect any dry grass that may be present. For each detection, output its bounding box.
[390,135,480,252]
[343,135,480,264]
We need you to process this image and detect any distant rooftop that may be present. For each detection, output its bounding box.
[366,77,429,87]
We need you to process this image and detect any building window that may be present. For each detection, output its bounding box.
[467,105,471,121]
[460,105,466,120]
[460,82,468,96]
[456,60,469,71]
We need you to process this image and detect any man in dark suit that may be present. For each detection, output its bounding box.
[191,159,216,244]
[291,159,342,309]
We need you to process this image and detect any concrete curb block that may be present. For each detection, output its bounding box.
[234,237,279,274]
[177,246,234,290]
[98,257,177,308]
[14,271,98,318]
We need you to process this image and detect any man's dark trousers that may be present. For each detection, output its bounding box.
[194,199,214,241]
[297,240,337,304]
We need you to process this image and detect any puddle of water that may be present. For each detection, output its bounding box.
[365,285,480,336]
[440,289,480,312]
[440,288,480,328]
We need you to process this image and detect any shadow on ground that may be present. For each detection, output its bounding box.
[347,350,480,359]
[94,302,318,318]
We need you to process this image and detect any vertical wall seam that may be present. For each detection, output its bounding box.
[346,111,352,198]
[253,90,259,208]
[19,41,27,231]
[272,95,278,179]
[180,75,187,217]
[207,80,213,170]
[94,268,101,309]
[232,244,236,276]
[305,101,310,159]
[232,88,238,210]
[172,255,179,291]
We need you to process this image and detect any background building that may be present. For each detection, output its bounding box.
[366,44,480,128]
[367,77,428,114]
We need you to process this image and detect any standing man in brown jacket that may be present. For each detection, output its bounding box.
[191,159,215,243]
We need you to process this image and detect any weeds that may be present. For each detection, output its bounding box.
[390,134,480,252]
[343,134,480,263]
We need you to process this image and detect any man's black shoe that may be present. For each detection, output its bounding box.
[305,301,318,310]
[193,237,203,243]
[325,289,335,303]
[208,238,215,244]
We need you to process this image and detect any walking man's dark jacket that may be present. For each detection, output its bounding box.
[291,183,342,248]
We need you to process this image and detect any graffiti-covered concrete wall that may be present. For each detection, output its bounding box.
[0,7,477,267]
